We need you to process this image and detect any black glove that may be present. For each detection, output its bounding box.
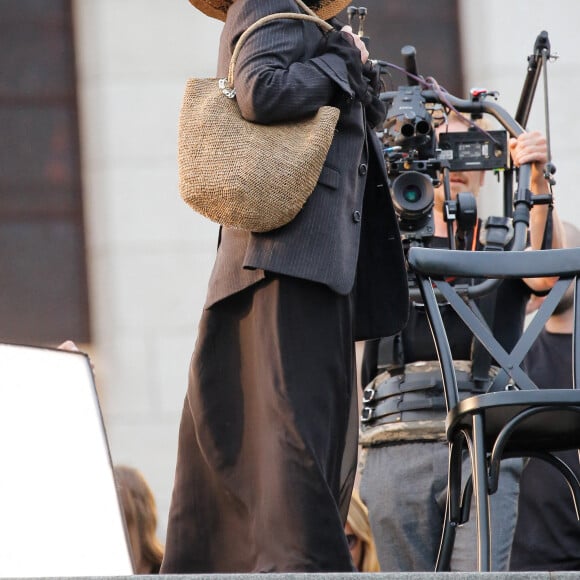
[362,60,382,93]
[319,30,386,127]
[318,29,370,103]
[362,61,386,128]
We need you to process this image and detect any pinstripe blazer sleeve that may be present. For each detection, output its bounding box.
[226,0,355,124]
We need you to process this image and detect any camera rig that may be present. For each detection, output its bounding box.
[382,81,509,251]
[374,37,556,271]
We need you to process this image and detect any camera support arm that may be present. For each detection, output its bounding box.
[505,31,555,218]
[515,30,550,128]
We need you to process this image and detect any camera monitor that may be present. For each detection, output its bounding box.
[438,130,508,172]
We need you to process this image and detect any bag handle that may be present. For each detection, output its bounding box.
[226,3,334,92]
[294,0,318,17]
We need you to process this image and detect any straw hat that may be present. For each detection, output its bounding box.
[187,0,352,22]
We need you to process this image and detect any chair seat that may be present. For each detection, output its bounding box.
[447,389,580,453]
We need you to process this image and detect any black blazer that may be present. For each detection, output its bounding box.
[204,0,409,340]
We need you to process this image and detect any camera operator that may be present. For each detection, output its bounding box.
[358,111,564,572]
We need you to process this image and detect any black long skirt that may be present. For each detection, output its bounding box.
[161,274,359,572]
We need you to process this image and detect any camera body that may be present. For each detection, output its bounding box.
[381,85,509,247]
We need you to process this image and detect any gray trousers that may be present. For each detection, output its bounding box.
[359,440,523,572]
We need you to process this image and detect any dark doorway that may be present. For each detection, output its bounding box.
[336,0,464,97]
[0,1,90,344]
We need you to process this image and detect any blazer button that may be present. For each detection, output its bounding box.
[358,163,368,175]
[352,210,362,223]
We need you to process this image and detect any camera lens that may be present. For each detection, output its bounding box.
[391,171,434,225]
[402,185,422,204]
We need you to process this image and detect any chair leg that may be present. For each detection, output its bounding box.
[436,435,466,571]
[459,475,473,525]
[436,496,455,572]
[471,414,491,571]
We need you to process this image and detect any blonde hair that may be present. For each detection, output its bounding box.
[347,488,381,572]
[114,465,164,574]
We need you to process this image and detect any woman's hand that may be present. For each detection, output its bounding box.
[58,340,80,352]
[340,25,369,63]
[58,340,96,374]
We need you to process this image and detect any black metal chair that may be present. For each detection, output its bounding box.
[407,246,580,572]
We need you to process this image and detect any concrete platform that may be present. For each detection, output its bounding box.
[7,573,579,580]
[154,574,578,579]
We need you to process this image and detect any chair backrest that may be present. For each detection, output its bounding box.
[407,247,580,411]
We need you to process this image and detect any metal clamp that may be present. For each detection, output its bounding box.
[362,386,376,403]
[218,78,236,99]
[361,406,374,423]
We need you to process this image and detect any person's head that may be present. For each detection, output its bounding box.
[345,489,380,572]
[433,111,487,212]
[114,465,164,574]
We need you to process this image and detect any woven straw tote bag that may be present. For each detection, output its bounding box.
[178,7,340,232]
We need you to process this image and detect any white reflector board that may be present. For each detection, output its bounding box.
[0,343,133,577]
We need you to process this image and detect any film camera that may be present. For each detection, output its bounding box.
[380,53,509,249]
[372,33,555,298]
